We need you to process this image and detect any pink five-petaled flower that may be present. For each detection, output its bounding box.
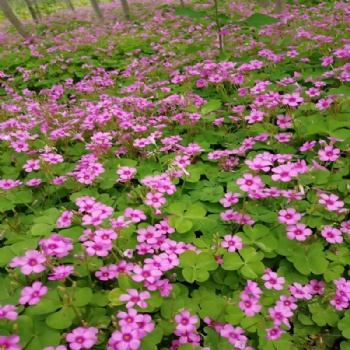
[174,310,199,333]
[276,295,298,312]
[66,327,98,350]
[238,293,262,316]
[19,281,48,305]
[318,193,344,211]
[116,166,137,182]
[220,324,247,346]
[271,164,298,182]
[268,305,293,327]
[282,92,304,107]
[119,289,151,309]
[219,192,240,207]
[117,308,154,337]
[10,250,47,275]
[321,226,343,244]
[261,268,285,290]
[265,327,285,340]
[0,304,18,321]
[278,207,302,225]
[124,208,146,223]
[131,265,162,284]
[0,335,21,350]
[286,223,312,241]
[107,326,141,350]
[236,173,263,192]
[318,145,340,161]
[289,283,312,300]
[221,234,243,252]
[144,192,166,209]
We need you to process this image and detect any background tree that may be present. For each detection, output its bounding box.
[0,0,29,38]
[23,0,39,22]
[120,0,130,21]
[64,0,75,12]
[31,0,42,19]
[90,0,103,20]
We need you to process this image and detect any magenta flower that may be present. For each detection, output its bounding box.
[10,250,46,275]
[43,346,67,350]
[318,193,344,211]
[221,235,243,252]
[19,281,48,305]
[219,192,241,207]
[220,324,247,345]
[306,280,326,295]
[174,310,199,333]
[269,305,293,327]
[271,164,298,182]
[236,173,263,192]
[238,293,262,316]
[286,223,312,241]
[66,327,98,350]
[144,192,166,209]
[119,289,151,309]
[107,327,141,350]
[321,226,343,244]
[116,166,137,182]
[124,208,146,223]
[276,295,298,311]
[282,92,303,106]
[261,268,285,290]
[318,145,340,161]
[289,283,312,300]
[0,304,18,320]
[278,208,302,225]
[0,335,21,350]
[265,327,285,340]
[340,220,350,234]
[48,265,74,280]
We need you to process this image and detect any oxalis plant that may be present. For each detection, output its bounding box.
[0,1,349,350]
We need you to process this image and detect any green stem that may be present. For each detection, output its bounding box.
[214,0,223,54]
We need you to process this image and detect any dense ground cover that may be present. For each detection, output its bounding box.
[0,0,350,349]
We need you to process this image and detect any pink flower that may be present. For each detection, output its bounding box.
[236,173,263,192]
[315,98,333,110]
[220,324,247,345]
[261,268,285,290]
[26,178,42,186]
[48,265,74,280]
[144,192,166,209]
[0,335,21,350]
[66,327,98,350]
[305,280,326,295]
[174,310,199,333]
[318,193,344,211]
[282,92,303,107]
[119,289,151,309]
[276,295,298,311]
[300,140,316,152]
[10,250,46,275]
[321,226,343,244]
[221,235,243,252]
[269,305,293,327]
[340,220,350,234]
[56,210,74,228]
[289,283,312,300]
[124,208,146,223]
[318,145,340,161]
[116,166,137,182]
[219,192,240,207]
[108,327,141,350]
[19,281,48,305]
[238,293,261,316]
[265,327,285,340]
[0,304,18,321]
[271,164,298,182]
[23,159,40,172]
[286,223,312,241]
[278,208,302,225]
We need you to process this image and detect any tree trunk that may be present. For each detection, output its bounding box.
[258,0,272,7]
[179,0,185,8]
[274,0,286,14]
[23,0,38,22]
[90,0,103,20]
[0,0,30,39]
[64,0,75,12]
[120,0,131,21]
[32,0,42,18]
